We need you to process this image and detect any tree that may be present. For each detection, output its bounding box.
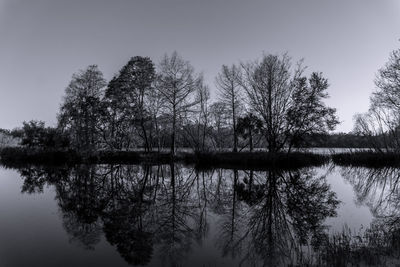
[209,101,230,150]
[354,48,400,151]
[216,64,242,152]
[146,83,166,152]
[101,77,134,150]
[239,53,338,152]
[0,128,18,147]
[237,113,262,152]
[286,72,338,151]
[195,83,211,151]
[20,120,46,148]
[21,120,69,149]
[103,56,155,151]
[182,83,211,152]
[58,65,106,152]
[156,52,202,154]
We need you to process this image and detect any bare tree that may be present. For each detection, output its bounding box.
[239,54,297,152]
[209,101,230,151]
[354,48,400,152]
[239,54,338,152]
[197,83,211,151]
[147,84,166,152]
[216,64,242,152]
[182,82,210,152]
[156,52,202,154]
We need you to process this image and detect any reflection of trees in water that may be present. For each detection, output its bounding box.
[152,164,197,266]
[57,166,106,250]
[216,168,339,266]
[101,165,155,265]
[342,167,400,218]
[15,164,339,266]
[333,166,400,265]
[216,169,248,259]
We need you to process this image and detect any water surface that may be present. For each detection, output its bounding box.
[0,163,398,266]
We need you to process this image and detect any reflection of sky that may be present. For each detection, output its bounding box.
[0,168,128,267]
[323,167,373,234]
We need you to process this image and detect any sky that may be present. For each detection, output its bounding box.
[0,0,399,132]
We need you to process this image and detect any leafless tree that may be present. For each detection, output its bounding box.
[239,54,300,152]
[182,82,211,152]
[156,52,202,154]
[147,84,166,152]
[209,101,231,151]
[216,64,243,152]
[239,53,338,152]
[354,49,400,151]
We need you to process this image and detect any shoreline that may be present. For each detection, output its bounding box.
[0,147,329,170]
[2,147,400,169]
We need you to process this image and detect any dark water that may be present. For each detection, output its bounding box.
[0,164,399,266]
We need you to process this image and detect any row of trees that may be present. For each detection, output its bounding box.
[28,52,339,154]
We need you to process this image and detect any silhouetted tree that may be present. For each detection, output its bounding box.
[286,72,339,151]
[182,83,211,152]
[146,84,165,151]
[216,64,242,152]
[237,113,262,152]
[103,57,155,151]
[354,48,400,151]
[58,65,106,152]
[156,52,202,154]
[239,54,338,152]
[209,101,230,150]
[20,120,69,149]
[20,120,46,147]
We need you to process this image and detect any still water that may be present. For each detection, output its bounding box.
[0,163,398,266]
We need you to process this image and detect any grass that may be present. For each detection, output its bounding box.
[0,147,168,165]
[0,147,79,165]
[313,224,400,266]
[177,151,329,170]
[331,151,400,168]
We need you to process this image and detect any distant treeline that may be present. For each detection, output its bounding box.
[302,133,370,148]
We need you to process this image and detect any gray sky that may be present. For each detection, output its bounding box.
[0,0,399,132]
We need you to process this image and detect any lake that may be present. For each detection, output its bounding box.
[0,163,398,266]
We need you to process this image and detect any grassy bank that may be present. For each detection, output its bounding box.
[179,151,329,170]
[0,147,329,169]
[0,147,174,165]
[331,151,400,167]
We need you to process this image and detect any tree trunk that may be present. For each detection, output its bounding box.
[171,107,176,156]
[232,97,237,153]
[140,118,149,152]
[250,133,253,152]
